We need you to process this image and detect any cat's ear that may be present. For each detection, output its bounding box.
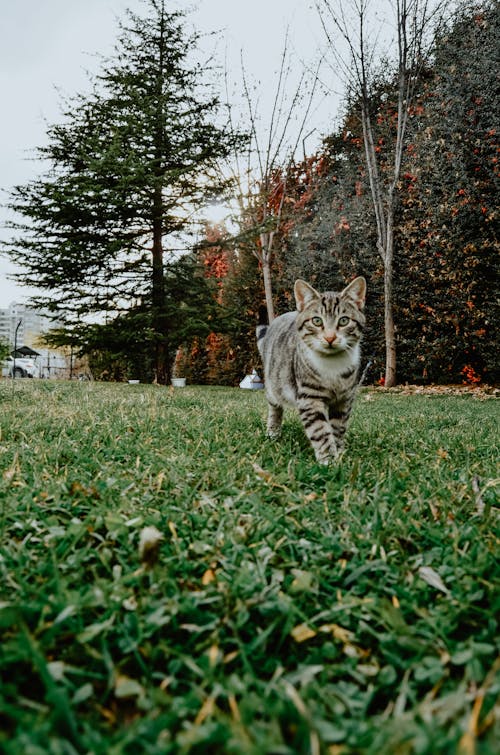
[294,280,320,311]
[342,276,366,310]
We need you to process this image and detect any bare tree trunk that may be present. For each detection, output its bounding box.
[259,189,284,322]
[384,207,397,387]
[260,236,276,322]
[361,100,398,385]
[233,42,320,324]
[316,0,446,387]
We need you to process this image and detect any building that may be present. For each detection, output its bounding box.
[0,302,69,378]
[0,308,10,345]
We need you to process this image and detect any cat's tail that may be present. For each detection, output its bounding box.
[256,305,268,353]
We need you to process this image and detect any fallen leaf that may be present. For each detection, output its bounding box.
[319,623,354,643]
[418,566,450,595]
[290,569,314,593]
[471,476,485,516]
[428,501,440,521]
[47,661,66,681]
[168,521,179,541]
[122,595,138,611]
[194,696,215,725]
[228,694,241,722]
[3,453,19,483]
[457,731,475,755]
[114,675,144,699]
[138,525,164,567]
[201,568,216,585]
[252,463,272,482]
[207,644,219,668]
[291,623,317,643]
[72,682,94,705]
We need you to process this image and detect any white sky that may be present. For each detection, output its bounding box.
[0,0,352,307]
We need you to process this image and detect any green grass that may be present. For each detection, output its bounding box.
[0,380,498,754]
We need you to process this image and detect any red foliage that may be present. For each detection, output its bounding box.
[202,251,229,282]
[200,223,230,293]
[335,217,350,234]
[461,365,482,385]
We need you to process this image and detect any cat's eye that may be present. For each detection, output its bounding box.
[311,316,323,327]
[338,316,350,327]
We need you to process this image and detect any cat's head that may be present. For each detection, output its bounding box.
[294,277,366,356]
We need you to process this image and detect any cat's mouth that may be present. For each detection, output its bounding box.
[319,341,345,354]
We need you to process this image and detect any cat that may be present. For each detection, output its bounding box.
[256,276,366,464]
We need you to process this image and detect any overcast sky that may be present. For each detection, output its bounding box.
[0,0,350,307]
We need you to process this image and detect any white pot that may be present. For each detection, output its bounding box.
[171,377,186,387]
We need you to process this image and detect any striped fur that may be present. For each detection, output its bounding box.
[257,277,366,464]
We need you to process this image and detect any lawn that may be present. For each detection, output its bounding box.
[0,380,498,754]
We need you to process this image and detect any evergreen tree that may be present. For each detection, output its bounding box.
[0,338,10,363]
[43,252,223,382]
[4,0,238,383]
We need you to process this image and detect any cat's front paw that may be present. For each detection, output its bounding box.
[267,427,282,439]
[315,448,343,465]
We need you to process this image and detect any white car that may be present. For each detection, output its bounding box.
[2,356,38,378]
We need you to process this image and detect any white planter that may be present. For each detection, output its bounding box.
[171,377,186,387]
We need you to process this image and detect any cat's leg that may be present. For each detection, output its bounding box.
[298,399,339,464]
[267,401,283,438]
[328,403,351,453]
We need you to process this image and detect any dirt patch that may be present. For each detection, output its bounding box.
[367,384,499,399]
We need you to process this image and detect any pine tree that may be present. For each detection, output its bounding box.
[4,0,238,383]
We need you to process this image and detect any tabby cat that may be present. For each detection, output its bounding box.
[257,277,366,464]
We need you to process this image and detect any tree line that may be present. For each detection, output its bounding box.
[3,0,498,385]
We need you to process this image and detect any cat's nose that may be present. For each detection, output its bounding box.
[324,334,337,345]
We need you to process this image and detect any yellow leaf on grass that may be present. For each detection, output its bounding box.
[457,732,475,755]
[114,675,144,699]
[207,644,219,668]
[319,623,354,643]
[291,623,317,643]
[194,696,215,726]
[3,453,19,483]
[228,694,241,722]
[155,471,166,490]
[252,463,273,482]
[201,568,216,585]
